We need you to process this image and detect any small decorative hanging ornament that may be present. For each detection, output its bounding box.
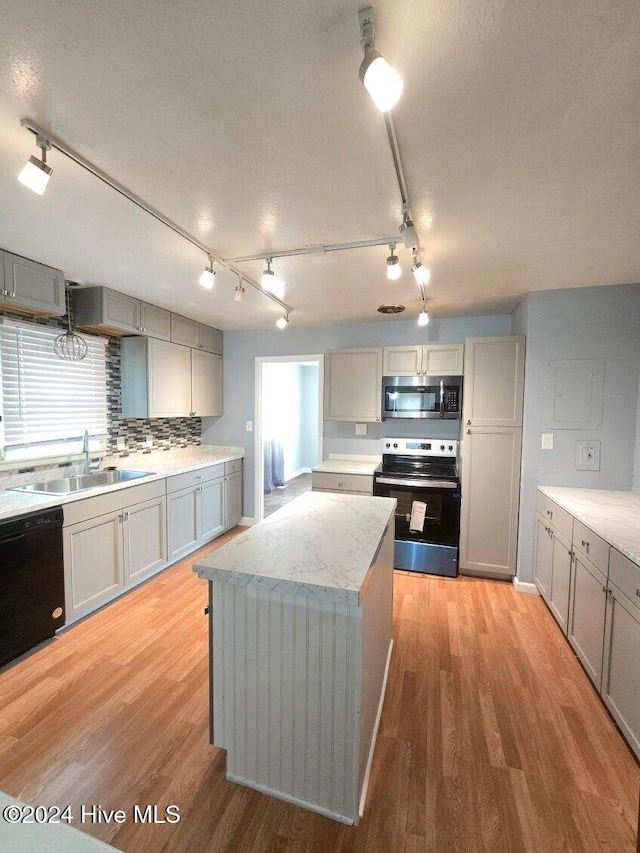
[54,282,88,361]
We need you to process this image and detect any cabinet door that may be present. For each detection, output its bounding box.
[123,496,167,584]
[167,486,199,560]
[568,553,607,689]
[382,346,422,376]
[140,302,171,340]
[171,314,199,347]
[224,472,243,529]
[548,531,573,634]
[199,477,225,541]
[2,252,65,315]
[192,350,223,417]
[325,348,382,422]
[422,344,464,376]
[198,324,223,354]
[602,585,640,761]
[148,339,192,417]
[463,336,525,427]
[63,512,123,618]
[102,288,140,333]
[459,427,522,577]
[534,512,553,601]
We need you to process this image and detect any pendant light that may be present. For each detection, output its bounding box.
[234,276,245,302]
[54,283,88,361]
[199,254,215,289]
[417,303,429,326]
[386,243,401,280]
[262,257,275,291]
[358,8,403,112]
[18,134,53,195]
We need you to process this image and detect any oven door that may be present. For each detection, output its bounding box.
[373,476,461,576]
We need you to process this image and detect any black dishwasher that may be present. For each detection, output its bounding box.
[0,506,65,668]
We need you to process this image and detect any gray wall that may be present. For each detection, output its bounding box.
[516,283,640,583]
[298,364,319,472]
[634,368,640,493]
[202,314,511,518]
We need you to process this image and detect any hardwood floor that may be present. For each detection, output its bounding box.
[263,474,312,517]
[0,534,638,852]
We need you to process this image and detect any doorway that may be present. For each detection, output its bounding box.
[254,355,324,522]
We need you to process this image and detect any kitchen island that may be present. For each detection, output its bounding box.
[194,490,396,825]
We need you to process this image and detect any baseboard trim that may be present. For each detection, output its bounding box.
[513,577,540,595]
[359,637,394,821]
[239,516,256,526]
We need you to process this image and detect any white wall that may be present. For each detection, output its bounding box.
[202,314,511,517]
[515,283,640,582]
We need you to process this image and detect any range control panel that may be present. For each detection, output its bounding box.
[382,438,458,458]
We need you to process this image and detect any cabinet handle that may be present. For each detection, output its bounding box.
[602,585,607,593]
[636,588,640,598]
[338,480,344,487]
[11,290,16,298]
[467,419,471,425]
[581,539,590,553]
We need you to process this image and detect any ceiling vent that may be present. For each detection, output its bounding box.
[377,304,405,314]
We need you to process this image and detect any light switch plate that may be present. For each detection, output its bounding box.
[355,423,367,436]
[576,440,601,471]
[541,433,554,450]
[245,420,253,432]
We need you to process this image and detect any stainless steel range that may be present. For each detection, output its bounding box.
[373,437,461,577]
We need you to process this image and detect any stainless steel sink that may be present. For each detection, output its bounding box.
[10,470,153,495]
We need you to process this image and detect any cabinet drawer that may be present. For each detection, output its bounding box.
[536,492,573,541]
[224,458,243,475]
[573,519,609,575]
[166,464,224,494]
[609,548,640,611]
[312,472,373,494]
[63,479,165,527]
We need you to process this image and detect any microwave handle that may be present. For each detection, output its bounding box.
[439,379,445,418]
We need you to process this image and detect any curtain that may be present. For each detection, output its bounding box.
[264,437,285,494]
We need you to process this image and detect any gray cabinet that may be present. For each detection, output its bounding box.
[73,285,172,339]
[192,349,223,417]
[1,251,65,316]
[463,335,525,428]
[167,464,226,559]
[171,313,222,354]
[548,529,573,634]
[382,344,463,376]
[568,551,607,689]
[325,347,383,422]
[534,512,554,600]
[224,459,243,529]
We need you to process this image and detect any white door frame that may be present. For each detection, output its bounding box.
[254,354,324,524]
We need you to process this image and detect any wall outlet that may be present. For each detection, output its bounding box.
[145,436,153,448]
[245,420,253,432]
[576,440,601,471]
[116,437,126,451]
[541,433,554,450]
[355,423,367,436]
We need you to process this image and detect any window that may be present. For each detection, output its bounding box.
[0,318,108,461]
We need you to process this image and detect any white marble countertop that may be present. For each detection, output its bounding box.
[312,455,381,476]
[194,490,396,604]
[0,445,244,523]
[539,486,640,568]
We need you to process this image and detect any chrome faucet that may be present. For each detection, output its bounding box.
[82,430,99,475]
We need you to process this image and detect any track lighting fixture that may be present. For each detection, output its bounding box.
[276,311,289,330]
[261,258,276,291]
[412,253,431,286]
[358,7,403,112]
[234,277,245,303]
[399,215,418,250]
[18,134,52,195]
[417,304,429,326]
[199,254,215,289]
[386,243,401,280]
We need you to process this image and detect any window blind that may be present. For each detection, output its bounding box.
[0,318,108,450]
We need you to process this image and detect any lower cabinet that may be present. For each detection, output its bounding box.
[63,483,167,622]
[224,465,243,529]
[311,471,373,496]
[602,582,640,758]
[568,552,607,688]
[533,513,553,600]
[547,529,572,634]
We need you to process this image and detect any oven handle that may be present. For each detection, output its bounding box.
[375,477,458,489]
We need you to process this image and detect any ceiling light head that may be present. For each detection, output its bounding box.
[199,254,215,289]
[18,135,52,195]
[358,7,403,112]
[234,278,245,303]
[262,257,276,292]
[417,304,429,327]
[399,217,418,249]
[386,244,401,281]
[412,258,431,286]
[276,311,289,330]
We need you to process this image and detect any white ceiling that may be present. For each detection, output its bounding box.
[0,1,638,330]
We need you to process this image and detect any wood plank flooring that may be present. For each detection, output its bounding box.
[0,531,638,852]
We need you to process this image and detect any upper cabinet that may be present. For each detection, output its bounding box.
[140,302,171,340]
[74,285,150,336]
[462,336,525,427]
[325,348,382,422]
[383,344,464,377]
[171,314,223,354]
[0,251,65,316]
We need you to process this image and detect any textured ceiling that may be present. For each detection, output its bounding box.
[0,0,638,330]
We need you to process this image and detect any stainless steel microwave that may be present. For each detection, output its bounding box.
[382,375,463,419]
